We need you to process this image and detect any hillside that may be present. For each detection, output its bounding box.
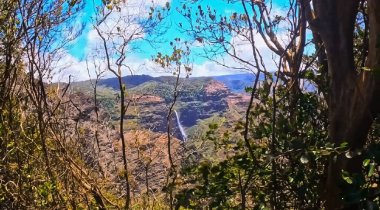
[57,90,184,199]
[81,73,255,93]
[58,74,251,204]
[72,74,251,141]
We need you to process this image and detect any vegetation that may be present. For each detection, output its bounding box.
[1,0,380,209]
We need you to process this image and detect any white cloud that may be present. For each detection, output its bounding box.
[191,61,243,77]
[51,52,88,82]
[187,31,281,77]
[52,52,253,83]
[85,0,170,54]
[51,0,174,82]
[53,1,296,82]
[150,0,170,7]
[54,29,281,82]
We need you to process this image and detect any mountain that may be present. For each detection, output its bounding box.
[89,73,256,93]
[212,73,255,93]
[66,74,251,196]
[98,74,157,89]
[123,77,236,140]
[71,74,252,141]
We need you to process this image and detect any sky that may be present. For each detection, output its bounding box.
[55,0,290,82]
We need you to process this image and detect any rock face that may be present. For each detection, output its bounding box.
[226,93,251,109]
[180,80,230,127]
[124,94,185,140]
[62,91,183,198]
[125,79,231,131]
[115,130,182,196]
[78,75,254,136]
[66,74,252,199]
[204,80,230,99]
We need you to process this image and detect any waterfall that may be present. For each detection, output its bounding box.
[174,110,187,141]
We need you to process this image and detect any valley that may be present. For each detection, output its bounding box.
[72,74,253,141]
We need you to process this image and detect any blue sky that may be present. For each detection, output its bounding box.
[69,0,245,60]
[60,0,291,81]
[68,0,98,59]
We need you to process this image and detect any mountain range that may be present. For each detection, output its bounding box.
[95,73,255,93]
[64,73,254,194]
[71,73,254,141]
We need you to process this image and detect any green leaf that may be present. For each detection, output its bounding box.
[339,142,349,149]
[304,70,315,80]
[289,177,294,183]
[244,87,253,93]
[325,142,334,150]
[6,141,14,148]
[363,159,371,167]
[362,66,372,71]
[342,170,353,184]
[368,163,376,177]
[320,150,331,156]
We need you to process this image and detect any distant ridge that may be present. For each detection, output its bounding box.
[98,74,156,89]
[212,74,255,93]
[78,73,258,93]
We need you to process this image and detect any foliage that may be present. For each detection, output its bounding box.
[0,0,119,209]
[176,74,332,209]
[1,0,380,209]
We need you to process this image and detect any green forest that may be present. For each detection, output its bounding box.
[1,0,380,209]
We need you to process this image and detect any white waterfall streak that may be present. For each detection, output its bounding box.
[174,110,187,141]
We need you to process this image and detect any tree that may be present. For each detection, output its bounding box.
[304,0,380,208]
[177,0,327,209]
[154,39,192,210]
[0,0,118,209]
[93,1,170,208]
[178,0,380,209]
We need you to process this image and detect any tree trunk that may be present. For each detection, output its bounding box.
[366,0,380,113]
[310,0,380,209]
